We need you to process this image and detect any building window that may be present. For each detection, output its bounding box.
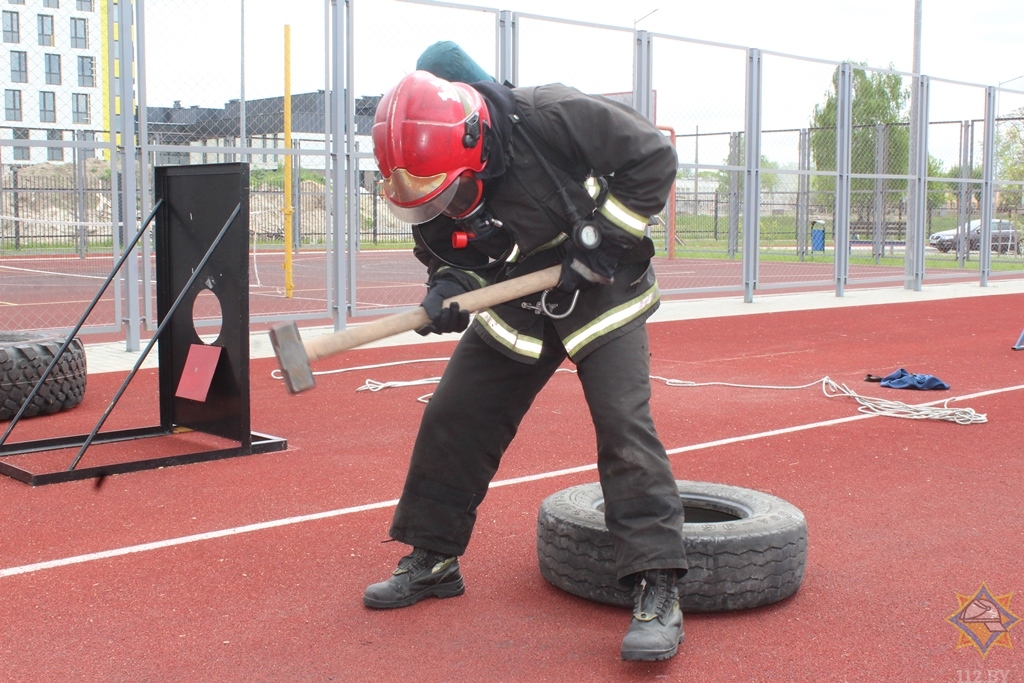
[13,126,29,160]
[39,90,55,122]
[10,49,26,81]
[44,52,59,84]
[43,0,59,7]
[47,128,62,161]
[76,0,92,10]
[8,0,25,6]
[37,14,53,46]
[72,92,89,123]
[78,129,93,159]
[5,88,21,120]
[2,10,18,43]
[69,16,86,48]
[77,55,93,86]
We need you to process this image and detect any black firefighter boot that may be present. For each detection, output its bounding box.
[620,568,684,661]
[363,547,465,609]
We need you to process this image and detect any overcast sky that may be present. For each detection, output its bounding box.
[143,0,1024,101]
[141,0,1024,166]
[505,0,1024,86]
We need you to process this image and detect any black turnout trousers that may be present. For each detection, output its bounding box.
[389,319,688,582]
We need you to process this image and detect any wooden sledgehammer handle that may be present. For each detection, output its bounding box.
[303,265,561,363]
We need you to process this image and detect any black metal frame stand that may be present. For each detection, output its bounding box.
[0,163,286,486]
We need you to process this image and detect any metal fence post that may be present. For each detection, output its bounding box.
[632,30,654,122]
[329,0,348,330]
[498,10,517,85]
[906,75,929,291]
[979,86,996,286]
[873,123,887,263]
[137,0,156,331]
[729,132,740,259]
[344,0,358,326]
[834,62,852,297]
[117,0,141,351]
[797,128,809,260]
[12,164,20,250]
[75,133,88,258]
[742,48,762,303]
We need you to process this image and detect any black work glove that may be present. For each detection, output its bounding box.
[417,279,470,336]
[556,243,615,294]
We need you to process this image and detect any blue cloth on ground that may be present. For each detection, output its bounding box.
[879,368,950,390]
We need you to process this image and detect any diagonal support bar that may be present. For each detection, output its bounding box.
[66,202,242,472]
[0,199,165,449]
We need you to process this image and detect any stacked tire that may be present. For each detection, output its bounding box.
[537,480,807,612]
[0,333,88,420]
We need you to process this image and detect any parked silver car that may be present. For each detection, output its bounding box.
[928,219,1020,254]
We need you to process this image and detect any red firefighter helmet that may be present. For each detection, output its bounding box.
[372,70,490,224]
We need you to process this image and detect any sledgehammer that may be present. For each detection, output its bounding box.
[269,265,561,393]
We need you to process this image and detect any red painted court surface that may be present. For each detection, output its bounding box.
[5,247,998,336]
[2,290,1024,682]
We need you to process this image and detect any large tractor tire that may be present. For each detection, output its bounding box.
[0,333,88,421]
[537,480,807,613]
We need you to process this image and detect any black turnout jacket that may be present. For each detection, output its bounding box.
[413,81,677,363]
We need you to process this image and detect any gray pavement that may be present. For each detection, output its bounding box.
[83,278,1024,374]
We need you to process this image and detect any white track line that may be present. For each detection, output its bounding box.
[3,382,1022,580]
[0,264,108,280]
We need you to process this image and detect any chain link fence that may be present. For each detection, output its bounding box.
[2,0,1023,341]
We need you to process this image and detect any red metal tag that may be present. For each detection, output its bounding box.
[175,343,223,402]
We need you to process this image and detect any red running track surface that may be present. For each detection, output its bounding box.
[1,293,1023,681]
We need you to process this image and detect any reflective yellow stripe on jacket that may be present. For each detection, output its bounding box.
[562,282,660,357]
[599,191,649,240]
[476,309,544,359]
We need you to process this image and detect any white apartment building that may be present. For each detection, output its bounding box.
[2,0,102,164]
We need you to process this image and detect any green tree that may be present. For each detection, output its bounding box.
[996,107,1024,211]
[937,164,983,206]
[712,153,781,194]
[809,64,910,218]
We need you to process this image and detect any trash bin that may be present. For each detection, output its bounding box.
[811,228,825,252]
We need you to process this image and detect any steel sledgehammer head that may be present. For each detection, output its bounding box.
[269,321,315,394]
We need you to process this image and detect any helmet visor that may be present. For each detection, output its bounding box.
[441,174,483,219]
[382,170,482,224]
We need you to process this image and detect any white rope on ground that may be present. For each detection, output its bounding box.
[348,363,578,404]
[270,356,451,383]
[649,375,987,425]
[323,358,985,425]
[271,357,451,403]
[818,377,986,424]
[358,377,443,404]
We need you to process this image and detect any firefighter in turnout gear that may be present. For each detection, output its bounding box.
[363,64,688,662]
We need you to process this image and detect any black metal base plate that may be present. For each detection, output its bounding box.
[0,428,287,486]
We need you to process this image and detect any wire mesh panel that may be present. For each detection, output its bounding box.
[0,0,117,334]
[650,35,747,294]
[349,0,498,316]
[755,53,843,290]
[843,65,914,285]
[923,80,989,281]
[992,88,1024,277]
[140,0,333,325]
[6,0,1024,343]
